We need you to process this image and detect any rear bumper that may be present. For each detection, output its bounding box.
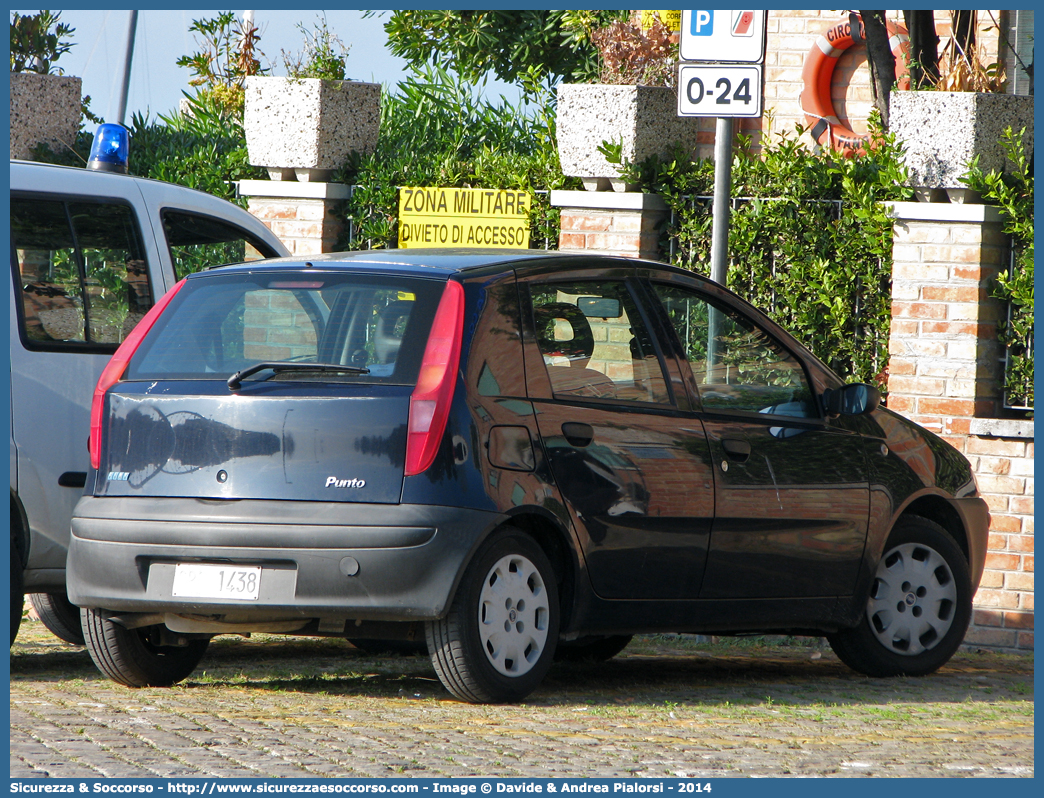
[67,496,504,625]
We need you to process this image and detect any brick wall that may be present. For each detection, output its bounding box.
[238,180,351,256]
[245,197,344,256]
[886,201,1033,652]
[552,190,669,260]
[964,422,1034,650]
[559,208,662,259]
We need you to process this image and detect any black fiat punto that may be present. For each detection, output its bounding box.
[68,250,989,703]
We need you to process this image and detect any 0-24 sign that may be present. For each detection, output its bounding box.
[677,64,763,118]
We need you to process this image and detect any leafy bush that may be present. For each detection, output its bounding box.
[591,16,677,87]
[610,116,913,387]
[133,94,266,203]
[176,11,266,117]
[962,127,1034,409]
[378,10,627,87]
[280,15,349,80]
[10,10,74,74]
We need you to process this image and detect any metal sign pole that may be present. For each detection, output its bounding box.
[115,10,138,126]
[709,116,734,285]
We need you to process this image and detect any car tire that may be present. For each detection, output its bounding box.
[81,608,210,687]
[29,593,86,646]
[10,538,23,646]
[426,528,559,703]
[828,516,971,677]
[555,634,633,662]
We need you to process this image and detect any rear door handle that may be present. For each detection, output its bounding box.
[561,422,594,447]
[721,438,751,461]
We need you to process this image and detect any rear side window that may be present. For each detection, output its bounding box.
[10,196,153,349]
[162,211,279,280]
[126,272,443,385]
[528,280,670,404]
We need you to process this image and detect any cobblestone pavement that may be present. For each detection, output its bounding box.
[10,617,1034,779]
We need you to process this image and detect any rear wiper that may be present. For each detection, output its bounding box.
[228,361,370,391]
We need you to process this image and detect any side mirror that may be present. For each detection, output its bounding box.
[823,383,881,417]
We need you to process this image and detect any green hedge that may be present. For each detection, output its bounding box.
[614,122,913,388]
[962,128,1034,410]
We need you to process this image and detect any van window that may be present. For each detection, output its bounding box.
[126,273,443,385]
[161,211,279,280]
[10,196,153,348]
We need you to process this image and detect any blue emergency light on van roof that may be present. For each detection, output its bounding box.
[87,123,129,174]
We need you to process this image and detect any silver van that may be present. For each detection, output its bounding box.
[9,159,290,644]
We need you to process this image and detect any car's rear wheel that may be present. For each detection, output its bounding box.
[555,634,633,662]
[427,528,559,703]
[10,538,23,646]
[81,608,209,687]
[29,592,85,646]
[829,516,971,677]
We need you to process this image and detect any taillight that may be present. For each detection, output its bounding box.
[88,279,186,470]
[404,279,465,476]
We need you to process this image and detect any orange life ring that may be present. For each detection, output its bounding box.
[800,13,911,155]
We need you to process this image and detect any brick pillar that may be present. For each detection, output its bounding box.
[238,180,350,256]
[886,202,1009,430]
[886,201,1033,652]
[550,190,668,260]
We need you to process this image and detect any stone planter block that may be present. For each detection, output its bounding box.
[9,72,82,160]
[890,92,1034,192]
[244,77,381,181]
[557,83,703,190]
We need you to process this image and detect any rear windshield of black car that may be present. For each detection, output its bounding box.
[126,272,444,385]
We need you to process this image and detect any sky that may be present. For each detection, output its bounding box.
[15,9,523,125]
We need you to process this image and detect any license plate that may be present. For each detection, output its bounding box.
[172,564,261,600]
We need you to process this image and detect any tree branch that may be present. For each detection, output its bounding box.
[858,11,896,128]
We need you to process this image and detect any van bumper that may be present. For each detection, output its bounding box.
[67,496,504,625]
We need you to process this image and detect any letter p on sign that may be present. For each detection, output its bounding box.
[692,10,713,35]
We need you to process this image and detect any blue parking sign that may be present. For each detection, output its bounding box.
[691,9,713,35]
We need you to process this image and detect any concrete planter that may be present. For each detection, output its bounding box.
[9,72,82,160]
[890,91,1034,201]
[244,76,381,182]
[557,83,702,191]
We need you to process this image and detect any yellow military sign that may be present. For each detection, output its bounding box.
[640,10,682,31]
[398,187,531,249]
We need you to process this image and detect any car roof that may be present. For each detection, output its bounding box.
[192,249,707,280]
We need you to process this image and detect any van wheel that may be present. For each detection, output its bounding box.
[29,593,85,646]
[426,528,559,703]
[556,634,633,662]
[10,539,23,646]
[81,608,209,687]
[828,517,971,677]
